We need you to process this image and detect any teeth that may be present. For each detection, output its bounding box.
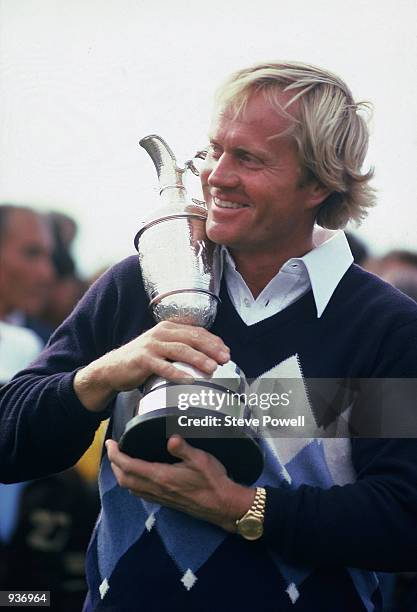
[214,198,248,209]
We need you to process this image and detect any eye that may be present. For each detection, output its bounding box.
[207,142,223,159]
[23,246,44,260]
[236,150,262,168]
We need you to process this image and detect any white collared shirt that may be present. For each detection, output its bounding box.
[0,321,42,384]
[222,228,353,325]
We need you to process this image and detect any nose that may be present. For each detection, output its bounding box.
[206,153,240,190]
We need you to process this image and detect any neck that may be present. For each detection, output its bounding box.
[230,234,314,299]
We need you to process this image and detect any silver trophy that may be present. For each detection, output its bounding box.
[118,135,263,485]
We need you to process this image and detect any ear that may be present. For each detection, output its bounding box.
[305,181,332,210]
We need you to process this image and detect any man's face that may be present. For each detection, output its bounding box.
[0,210,54,317]
[200,92,325,259]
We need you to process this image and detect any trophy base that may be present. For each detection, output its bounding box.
[119,407,264,486]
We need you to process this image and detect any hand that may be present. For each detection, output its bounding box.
[74,321,230,412]
[106,435,255,532]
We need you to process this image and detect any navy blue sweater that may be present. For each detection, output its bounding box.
[1,256,417,611]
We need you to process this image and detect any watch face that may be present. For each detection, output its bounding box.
[238,516,263,541]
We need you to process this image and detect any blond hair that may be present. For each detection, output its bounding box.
[215,61,376,229]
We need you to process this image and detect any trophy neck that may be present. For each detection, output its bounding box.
[139,134,186,194]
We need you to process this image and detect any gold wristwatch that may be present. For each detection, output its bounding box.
[235,487,266,541]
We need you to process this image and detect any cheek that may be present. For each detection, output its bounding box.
[12,257,29,276]
[9,258,35,287]
[1,258,20,281]
[0,269,6,292]
[199,173,211,202]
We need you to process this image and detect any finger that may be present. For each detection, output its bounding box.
[110,461,139,490]
[109,456,160,495]
[153,324,231,362]
[143,355,196,381]
[155,341,220,374]
[167,435,198,462]
[106,440,181,495]
[109,461,160,498]
[185,327,231,359]
[106,440,157,479]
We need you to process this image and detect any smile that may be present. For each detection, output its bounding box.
[213,197,249,209]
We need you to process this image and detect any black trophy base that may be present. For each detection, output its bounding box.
[119,407,264,486]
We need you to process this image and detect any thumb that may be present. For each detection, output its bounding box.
[167,435,194,461]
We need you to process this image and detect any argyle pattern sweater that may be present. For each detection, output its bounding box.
[1,256,417,612]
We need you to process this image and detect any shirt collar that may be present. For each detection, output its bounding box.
[220,228,353,318]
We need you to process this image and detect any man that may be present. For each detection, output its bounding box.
[0,204,55,343]
[1,62,417,611]
[0,205,98,610]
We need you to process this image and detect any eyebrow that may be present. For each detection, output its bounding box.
[208,137,269,159]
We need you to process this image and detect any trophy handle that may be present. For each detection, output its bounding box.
[184,148,208,177]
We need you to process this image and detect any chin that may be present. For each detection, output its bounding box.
[206,226,231,247]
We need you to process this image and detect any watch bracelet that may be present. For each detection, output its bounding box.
[235,486,267,529]
[252,487,266,516]
[251,487,266,518]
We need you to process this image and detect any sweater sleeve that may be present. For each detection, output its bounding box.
[263,319,417,572]
[0,259,140,483]
[263,438,417,571]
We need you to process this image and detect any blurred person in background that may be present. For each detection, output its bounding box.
[39,212,87,330]
[0,204,55,344]
[0,467,99,612]
[371,249,417,612]
[41,213,106,484]
[375,250,417,303]
[0,316,99,612]
[0,320,42,385]
[342,240,417,610]
[0,319,44,591]
[0,204,99,611]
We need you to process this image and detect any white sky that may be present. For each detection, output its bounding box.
[0,0,416,277]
